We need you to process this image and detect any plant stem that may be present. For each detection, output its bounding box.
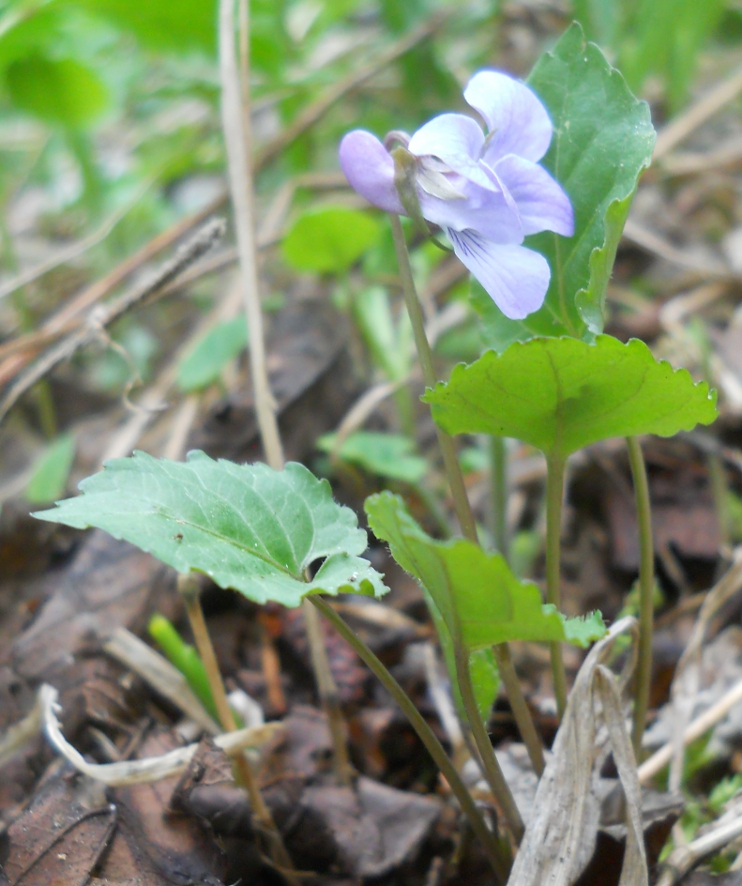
[545,455,568,718]
[178,575,297,881]
[454,647,525,844]
[492,644,544,776]
[627,436,655,756]
[303,596,354,785]
[490,435,508,560]
[311,596,511,882]
[389,214,477,542]
[389,212,545,773]
[220,0,350,785]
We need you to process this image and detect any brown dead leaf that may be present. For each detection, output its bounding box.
[106,729,225,886]
[11,532,175,685]
[1,769,115,886]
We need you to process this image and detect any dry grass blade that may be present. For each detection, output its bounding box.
[666,550,742,794]
[0,178,155,304]
[0,217,225,425]
[506,617,647,886]
[40,683,281,786]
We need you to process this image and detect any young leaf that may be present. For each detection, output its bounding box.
[6,54,109,128]
[33,451,387,607]
[282,206,381,274]
[475,22,656,345]
[365,491,605,649]
[25,434,76,504]
[317,431,427,484]
[176,317,248,393]
[71,0,219,54]
[424,335,717,462]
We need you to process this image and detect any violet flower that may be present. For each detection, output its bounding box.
[339,70,574,320]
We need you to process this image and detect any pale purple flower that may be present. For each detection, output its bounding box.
[338,70,574,320]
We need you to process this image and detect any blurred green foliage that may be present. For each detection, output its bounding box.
[572,0,726,111]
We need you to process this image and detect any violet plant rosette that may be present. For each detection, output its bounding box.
[339,70,574,320]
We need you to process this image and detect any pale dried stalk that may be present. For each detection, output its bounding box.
[179,576,297,882]
[638,675,742,784]
[667,551,742,793]
[40,683,280,786]
[219,0,350,792]
[656,812,742,886]
[219,0,283,471]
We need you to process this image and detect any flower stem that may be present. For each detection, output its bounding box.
[545,455,568,719]
[389,214,477,541]
[627,436,655,756]
[311,595,511,882]
[454,646,525,843]
[389,212,544,774]
[490,435,509,561]
[179,575,297,881]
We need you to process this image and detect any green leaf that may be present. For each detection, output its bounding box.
[353,286,413,382]
[424,335,717,462]
[33,451,387,607]
[282,206,381,273]
[70,0,218,54]
[176,318,248,393]
[148,614,217,720]
[25,434,76,504]
[469,647,500,722]
[476,22,656,345]
[365,491,605,650]
[317,432,427,484]
[5,54,109,127]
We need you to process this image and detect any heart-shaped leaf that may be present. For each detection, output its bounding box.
[424,335,717,462]
[365,491,605,650]
[474,22,656,346]
[33,451,387,607]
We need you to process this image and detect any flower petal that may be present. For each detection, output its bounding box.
[464,70,552,164]
[339,130,404,214]
[493,154,574,236]
[422,178,523,244]
[447,229,550,319]
[408,113,491,188]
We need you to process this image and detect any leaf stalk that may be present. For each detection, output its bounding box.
[310,595,511,882]
[545,454,568,718]
[627,436,654,755]
[454,645,526,843]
